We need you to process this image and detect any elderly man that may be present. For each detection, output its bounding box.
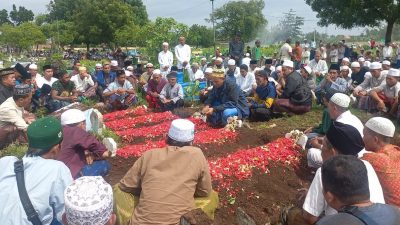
[58,109,111,179]
[159,72,184,112]
[300,65,316,91]
[274,60,312,115]
[229,33,245,66]
[71,66,96,100]
[140,63,155,88]
[0,68,16,104]
[225,59,240,83]
[353,62,386,99]
[188,62,204,81]
[118,119,217,225]
[91,63,102,77]
[202,69,250,127]
[175,37,191,71]
[382,60,391,71]
[200,57,208,72]
[0,117,73,225]
[308,50,328,84]
[316,155,400,225]
[200,68,214,103]
[28,64,41,84]
[63,176,116,225]
[339,65,352,93]
[247,70,276,121]
[368,68,400,115]
[350,61,368,87]
[50,71,77,112]
[103,70,137,111]
[0,85,34,149]
[236,64,256,96]
[158,42,174,77]
[315,64,347,104]
[145,69,167,109]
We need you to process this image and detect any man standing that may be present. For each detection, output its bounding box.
[383,42,393,60]
[293,41,303,70]
[278,38,293,63]
[175,37,191,71]
[0,68,16,104]
[158,42,174,77]
[103,70,137,111]
[145,69,167,109]
[309,51,328,84]
[251,40,262,64]
[159,72,184,112]
[118,119,215,225]
[229,33,245,66]
[0,117,73,225]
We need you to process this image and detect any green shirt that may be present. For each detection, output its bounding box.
[52,80,76,97]
[313,108,332,134]
[252,47,261,60]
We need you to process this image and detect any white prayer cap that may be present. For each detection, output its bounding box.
[110,60,118,67]
[191,62,199,68]
[125,70,133,77]
[387,68,400,77]
[95,63,102,68]
[168,119,195,142]
[127,66,134,70]
[245,53,250,57]
[145,63,154,68]
[228,59,236,66]
[162,42,169,46]
[153,69,161,75]
[201,57,207,61]
[61,109,85,125]
[358,57,365,62]
[364,61,371,68]
[340,65,349,71]
[282,60,294,68]
[382,60,391,66]
[29,64,37,70]
[65,176,113,225]
[365,117,395,137]
[369,62,382,70]
[216,57,223,62]
[276,66,282,71]
[303,65,312,74]
[330,93,350,108]
[205,68,213,73]
[342,57,350,62]
[351,62,360,68]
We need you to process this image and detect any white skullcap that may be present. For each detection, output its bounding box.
[127,66,134,70]
[364,61,371,68]
[201,57,207,61]
[365,117,395,137]
[303,65,312,74]
[162,42,169,46]
[342,57,350,62]
[29,64,37,70]
[351,62,360,68]
[168,119,195,142]
[358,57,365,62]
[382,60,391,66]
[216,57,223,62]
[125,70,133,77]
[369,62,382,70]
[387,68,400,77]
[245,53,250,57]
[228,59,236,66]
[110,60,118,67]
[282,60,294,68]
[65,176,113,225]
[276,66,282,71]
[330,93,350,108]
[61,109,85,125]
[146,63,154,68]
[191,62,199,68]
[340,65,349,71]
[95,63,102,68]
[153,69,161,75]
[205,68,213,73]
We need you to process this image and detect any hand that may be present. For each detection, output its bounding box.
[377,101,386,111]
[70,96,78,102]
[315,71,321,77]
[205,107,214,115]
[310,138,322,149]
[151,92,159,98]
[164,99,172,103]
[163,65,169,70]
[304,127,313,134]
[326,75,333,83]
[117,88,126,95]
[359,90,367,96]
[85,151,94,165]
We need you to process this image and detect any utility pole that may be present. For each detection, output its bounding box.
[211,0,216,52]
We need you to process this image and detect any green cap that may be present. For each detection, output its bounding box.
[27,117,63,150]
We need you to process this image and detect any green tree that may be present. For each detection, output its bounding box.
[115,23,141,47]
[0,22,46,52]
[48,0,78,21]
[125,0,149,25]
[186,24,214,48]
[209,0,267,42]
[40,20,77,49]
[306,0,399,43]
[35,14,49,26]
[0,9,11,25]
[9,4,34,25]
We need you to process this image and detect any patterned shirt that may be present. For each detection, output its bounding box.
[52,80,75,97]
[159,83,184,103]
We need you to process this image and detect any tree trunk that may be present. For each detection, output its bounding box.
[86,43,90,52]
[385,20,395,43]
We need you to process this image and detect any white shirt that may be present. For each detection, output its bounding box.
[0,156,73,225]
[309,59,328,76]
[71,74,94,92]
[158,50,174,72]
[36,76,58,89]
[303,160,385,217]
[336,110,364,137]
[383,46,393,58]
[0,97,27,129]
[174,44,191,69]
[374,82,400,99]
[242,57,251,67]
[225,67,241,77]
[188,69,204,81]
[302,50,310,64]
[397,47,400,60]
[279,43,292,61]
[236,72,256,94]
[329,49,338,63]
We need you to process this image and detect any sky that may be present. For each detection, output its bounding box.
[2,0,364,35]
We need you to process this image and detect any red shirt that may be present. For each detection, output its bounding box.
[362,144,400,207]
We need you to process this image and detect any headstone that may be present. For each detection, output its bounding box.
[236,207,256,225]
[103,138,117,157]
[90,109,104,134]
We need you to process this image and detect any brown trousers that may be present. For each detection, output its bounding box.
[0,125,28,149]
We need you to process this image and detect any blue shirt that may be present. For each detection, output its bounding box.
[95,70,116,88]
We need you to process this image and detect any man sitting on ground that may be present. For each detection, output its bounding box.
[247,70,276,121]
[202,69,249,127]
[315,64,347,104]
[50,71,77,112]
[362,117,400,207]
[0,85,35,149]
[118,119,216,225]
[57,109,111,179]
[0,67,16,104]
[188,62,204,82]
[316,155,400,225]
[236,64,256,96]
[225,59,240,83]
[139,63,155,88]
[103,69,137,111]
[0,117,73,224]
[145,69,167,109]
[71,66,96,100]
[350,61,368,87]
[159,72,184,112]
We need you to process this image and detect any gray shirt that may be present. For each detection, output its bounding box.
[159,83,184,103]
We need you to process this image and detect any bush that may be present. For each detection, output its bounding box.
[0,143,28,159]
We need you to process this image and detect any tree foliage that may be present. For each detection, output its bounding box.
[0,9,11,25]
[0,22,46,51]
[40,20,77,48]
[125,0,149,26]
[306,0,400,43]
[209,0,267,42]
[48,0,79,21]
[9,4,34,25]
[186,24,214,48]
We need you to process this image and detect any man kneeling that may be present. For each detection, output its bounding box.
[118,119,215,225]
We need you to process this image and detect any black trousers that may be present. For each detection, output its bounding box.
[159,99,184,112]
[250,107,272,122]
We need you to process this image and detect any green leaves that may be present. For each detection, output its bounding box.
[0,22,46,51]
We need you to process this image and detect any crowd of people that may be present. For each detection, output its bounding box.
[1,34,400,224]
